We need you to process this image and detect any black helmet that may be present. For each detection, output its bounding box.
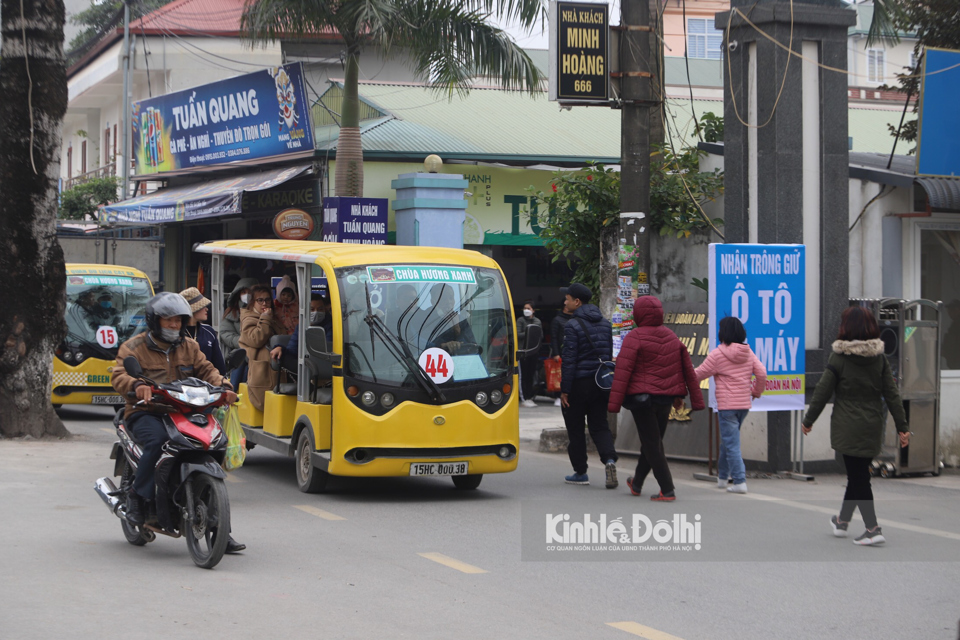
[145,292,192,342]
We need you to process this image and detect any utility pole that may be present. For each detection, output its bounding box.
[120,0,131,200]
[618,0,652,301]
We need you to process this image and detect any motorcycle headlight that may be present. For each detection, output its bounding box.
[171,388,220,406]
[210,422,224,444]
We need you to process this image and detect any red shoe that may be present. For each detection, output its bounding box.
[626,476,641,496]
[650,491,676,502]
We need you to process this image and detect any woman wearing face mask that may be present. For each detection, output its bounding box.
[240,284,286,411]
[222,278,258,387]
[517,300,542,408]
[179,287,227,374]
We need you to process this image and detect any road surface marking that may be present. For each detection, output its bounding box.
[223,474,243,484]
[418,552,487,574]
[293,505,346,521]
[100,428,115,434]
[607,621,686,639]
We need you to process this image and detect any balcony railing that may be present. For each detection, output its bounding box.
[63,162,117,190]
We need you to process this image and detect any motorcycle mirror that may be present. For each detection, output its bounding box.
[123,356,143,378]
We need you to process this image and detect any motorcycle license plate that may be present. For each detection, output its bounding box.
[409,462,468,476]
[91,395,123,405]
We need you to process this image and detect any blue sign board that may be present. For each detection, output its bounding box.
[322,197,388,245]
[708,244,806,411]
[917,48,960,177]
[132,63,314,176]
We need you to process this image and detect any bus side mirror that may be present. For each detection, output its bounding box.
[304,326,342,365]
[123,356,143,378]
[518,324,542,358]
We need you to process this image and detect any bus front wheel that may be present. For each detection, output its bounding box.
[295,429,329,494]
[452,474,483,490]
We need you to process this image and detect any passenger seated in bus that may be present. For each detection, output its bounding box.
[426,283,477,353]
[273,275,299,335]
[269,294,332,363]
[240,285,286,411]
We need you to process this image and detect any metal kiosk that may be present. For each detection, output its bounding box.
[853,298,944,477]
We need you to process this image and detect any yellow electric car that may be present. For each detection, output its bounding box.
[53,264,154,407]
[196,240,540,492]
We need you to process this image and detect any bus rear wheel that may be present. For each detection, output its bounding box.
[296,429,329,494]
[452,474,483,490]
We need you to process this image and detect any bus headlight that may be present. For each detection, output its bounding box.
[380,393,396,408]
[490,390,503,404]
[361,391,377,406]
[74,351,85,362]
[475,391,489,407]
[63,351,73,362]
[498,446,512,459]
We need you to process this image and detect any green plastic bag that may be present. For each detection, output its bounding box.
[217,404,246,471]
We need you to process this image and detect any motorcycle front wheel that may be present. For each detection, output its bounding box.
[183,474,230,569]
[120,462,151,546]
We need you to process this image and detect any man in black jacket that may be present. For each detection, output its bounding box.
[560,283,619,488]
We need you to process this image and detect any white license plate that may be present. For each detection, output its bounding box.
[91,395,123,405]
[409,461,468,476]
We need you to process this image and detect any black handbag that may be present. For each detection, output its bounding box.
[621,393,651,411]
[574,318,616,390]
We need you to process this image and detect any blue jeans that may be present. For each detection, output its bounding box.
[718,409,749,485]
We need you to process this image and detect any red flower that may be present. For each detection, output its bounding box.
[587,175,593,181]
[551,184,557,192]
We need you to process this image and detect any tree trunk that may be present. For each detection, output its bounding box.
[334,51,363,197]
[0,0,70,438]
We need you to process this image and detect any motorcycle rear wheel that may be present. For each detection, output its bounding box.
[120,462,151,546]
[184,474,230,569]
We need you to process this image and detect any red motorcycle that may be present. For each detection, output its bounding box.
[94,356,234,569]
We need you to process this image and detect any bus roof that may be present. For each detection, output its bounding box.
[195,240,500,270]
[65,264,150,278]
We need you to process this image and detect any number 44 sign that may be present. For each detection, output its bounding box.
[418,347,455,384]
[97,326,118,349]
[708,244,806,412]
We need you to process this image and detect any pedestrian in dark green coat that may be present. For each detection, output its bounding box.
[802,306,910,546]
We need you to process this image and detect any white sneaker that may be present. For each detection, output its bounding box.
[717,477,728,489]
[521,399,537,408]
[727,482,748,494]
[554,398,562,407]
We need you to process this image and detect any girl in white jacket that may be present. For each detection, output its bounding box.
[695,317,767,494]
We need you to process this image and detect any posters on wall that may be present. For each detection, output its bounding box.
[132,63,314,176]
[708,244,806,411]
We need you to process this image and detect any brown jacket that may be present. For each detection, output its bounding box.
[112,332,231,420]
[239,308,284,410]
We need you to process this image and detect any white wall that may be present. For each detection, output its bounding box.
[847,178,910,298]
[847,35,917,88]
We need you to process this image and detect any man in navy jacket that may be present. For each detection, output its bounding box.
[559,283,619,489]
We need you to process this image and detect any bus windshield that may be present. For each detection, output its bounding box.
[64,275,153,352]
[337,265,514,389]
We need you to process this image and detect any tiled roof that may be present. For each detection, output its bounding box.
[130,0,247,35]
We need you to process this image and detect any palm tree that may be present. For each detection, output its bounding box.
[0,0,70,437]
[241,0,546,197]
[864,0,908,46]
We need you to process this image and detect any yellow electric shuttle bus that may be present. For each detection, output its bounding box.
[53,264,155,407]
[197,240,540,492]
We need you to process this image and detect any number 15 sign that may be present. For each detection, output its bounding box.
[708,244,806,412]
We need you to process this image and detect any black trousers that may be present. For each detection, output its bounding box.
[562,377,618,475]
[839,454,878,529]
[628,403,674,495]
[520,354,537,401]
[127,412,169,500]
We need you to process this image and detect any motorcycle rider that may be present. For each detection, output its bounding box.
[111,292,243,552]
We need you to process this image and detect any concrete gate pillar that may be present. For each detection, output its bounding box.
[716,0,856,471]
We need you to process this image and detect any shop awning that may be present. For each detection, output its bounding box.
[99,164,314,225]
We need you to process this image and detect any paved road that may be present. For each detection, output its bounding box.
[1,404,959,640]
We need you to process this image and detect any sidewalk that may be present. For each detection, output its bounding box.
[518,397,565,443]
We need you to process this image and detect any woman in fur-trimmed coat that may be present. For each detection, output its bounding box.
[802,306,909,547]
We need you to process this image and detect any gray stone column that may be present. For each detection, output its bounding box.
[716,0,856,471]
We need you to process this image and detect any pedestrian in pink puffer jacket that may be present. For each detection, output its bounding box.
[695,317,767,494]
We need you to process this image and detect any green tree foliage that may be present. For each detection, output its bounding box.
[527,147,724,293]
[693,111,724,143]
[871,0,960,151]
[59,177,119,220]
[68,0,172,56]
[241,0,545,197]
